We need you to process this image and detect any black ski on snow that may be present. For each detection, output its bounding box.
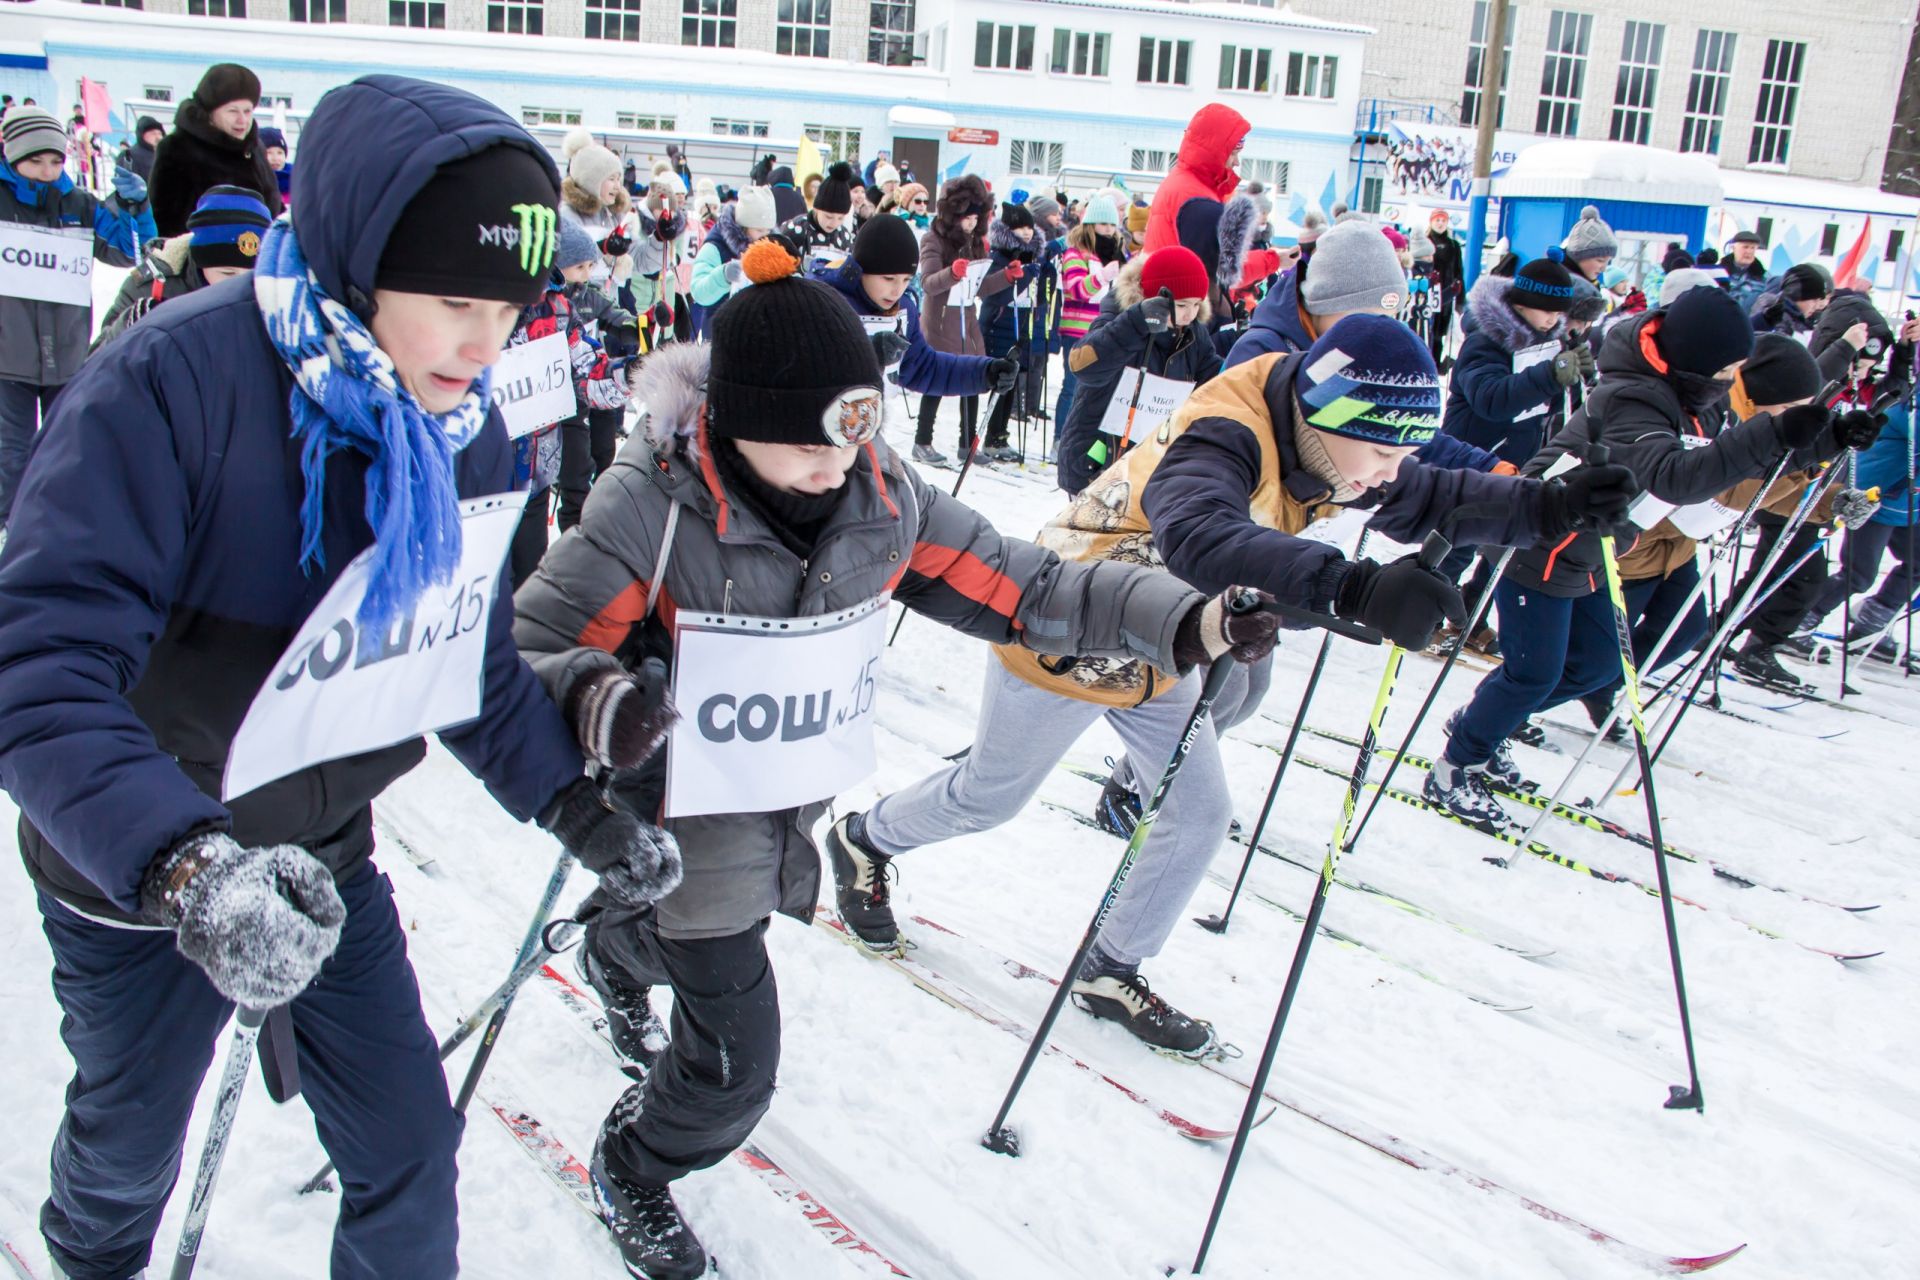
[908,910,1750,1277]
[1279,754,1883,963]
[1268,722,1880,914]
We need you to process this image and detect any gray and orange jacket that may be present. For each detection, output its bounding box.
[512,342,1199,940]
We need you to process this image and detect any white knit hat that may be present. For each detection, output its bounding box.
[568,143,622,193]
[873,162,899,187]
[562,125,594,161]
[736,185,779,231]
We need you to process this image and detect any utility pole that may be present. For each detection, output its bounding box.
[1464,0,1510,288]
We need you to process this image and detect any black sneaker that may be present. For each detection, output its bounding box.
[592,1126,711,1279]
[1071,967,1215,1057]
[983,444,1024,464]
[1580,692,1628,745]
[825,813,899,954]
[1732,642,1810,693]
[577,943,668,1081]
[910,442,948,466]
[1093,765,1142,838]
[1422,758,1512,830]
[1444,710,1531,791]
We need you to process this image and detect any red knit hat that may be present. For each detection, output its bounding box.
[1140,246,1209,302]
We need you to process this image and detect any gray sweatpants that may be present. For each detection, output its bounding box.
[865,659,1254,968]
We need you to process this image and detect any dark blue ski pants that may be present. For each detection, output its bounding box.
[36,864,460,1280]
[1446,578,1623,767]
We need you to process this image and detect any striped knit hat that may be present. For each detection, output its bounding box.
[187,186,272,272]
[1296,314,1442,446]
[3,107,67,167]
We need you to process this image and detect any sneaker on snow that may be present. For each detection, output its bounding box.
[1422,758,1512,829]
[982,444,1024,464]
[825,813,899,953]
[1443,710,1531,791]
[910,443,948,466]
[1732,642,1810,692]
[1071,966,1214,1057]
[1579,692,1628,745]
[577,944,669,1080]
[1093,765,1142,838]
[591,1129,711,1279]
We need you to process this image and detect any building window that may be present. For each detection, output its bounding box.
[804,124,862,163]
[1818,223,1839,256]
[1008,139,1063,177]
[289,0,345,18]
[711,117,770,137]
[1461,0,1512,127]
[260,93,294,112]
[617,112,677,130]
[1536,10,1591,137]
[1888,229,1906,265]
[1137,38,1190,87]
[522,107,582,127]
[1241,156,1290,192]
[1608,20,1662,144]
[585,0,641,40]
[1050,30,1109,78]
[974,22,1036,71]
[1129,148,1170,171]
[684,0,736,47]
[869,0,916,66]
[1360,176,1383,214]
[391,0,446,27]
[1754,217,1773,248]
[778,0,832,57]
[1748,38,1805,167]
[488,0,543,34]
[1286,52,1336,99]
[83,0,145,8]
[1679,29,1735,155]
[142,85,173,102]
[188,0,247,15]
[1218,45,1273,94]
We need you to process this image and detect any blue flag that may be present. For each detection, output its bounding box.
[1319,172,1338,216]
[1288,191,1308,222]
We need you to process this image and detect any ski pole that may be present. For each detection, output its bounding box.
[1199,530,1374,934]
[1590,443,1704,1112]
[170,1005,267,1280]
[1190,531,1442,1273]
[889,384,1012,649]
[1841,451,1858,698]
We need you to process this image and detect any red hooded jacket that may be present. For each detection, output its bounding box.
[1144,103,1250,254]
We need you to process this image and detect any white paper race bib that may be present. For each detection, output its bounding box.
[222,493,525,801]
[665,596,890,818]
[1511,340,1561,421]
[1097,368,1195,443]
[0,223,93,306]
[492,332,577,439]
[948,260,991,308]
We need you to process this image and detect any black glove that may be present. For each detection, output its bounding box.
[1538,463,1640,537]
[651,302,674,329]
[141,832,346,1007]
[985,356,1020,393]
[1016,249,1036,265]
[871,329,910,369]
[1776,403,1832,450]
[1139,287,1175,334]
[1550,346,1596,388]
[600,229,633,258]
[563,658,676,772]
[604,324,640,359]
[542,778,684,908]
[1172,590,1282,667]
[1830,409,1885,452]
[1333,555,1467,651]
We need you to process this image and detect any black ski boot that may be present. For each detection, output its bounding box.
[1845,599,1899,657]
[1422,757,1513,830]
[577,941,668,1080]
[1071,955,1215,1057]
[1093,758,1142,838]
[592,1117,712,1279]
[910,442,948,466]
[1580,691,1627,744]
[825,812,899,953]
[1508,718,1546,748]
[1444,710,1532,791]
[1732,641,1810,693]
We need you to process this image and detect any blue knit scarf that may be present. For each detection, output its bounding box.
[253,219,492,628]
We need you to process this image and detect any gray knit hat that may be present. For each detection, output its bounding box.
[1561,204,1618,264]
[1024,192,1061,223]
[1300,218,1408,317]
[1658,267,1717,307]
[3,107,67,167]
[1299,208,1328,244]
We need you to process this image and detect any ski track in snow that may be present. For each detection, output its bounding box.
[0,269,1914,1277]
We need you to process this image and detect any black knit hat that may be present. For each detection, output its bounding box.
[187,185,272,272]
[709,241,884,445]
[999,201,1034,231]
[1656,286,1755,377]
[1781,263,1831,302]
[852,214,920,276]
[1740,334,1822,405]
[375,144,561,305]
[194,63,262,111]
[1510,257,1576,312]
[813,161,855,215]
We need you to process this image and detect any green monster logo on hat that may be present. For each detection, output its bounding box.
[511,203,556,276]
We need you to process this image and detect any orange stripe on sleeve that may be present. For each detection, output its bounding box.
[907,541,1026,628]
[578,579,652,653]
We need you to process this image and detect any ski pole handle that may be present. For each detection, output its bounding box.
[1235,589,1385,646]
[1416,527,1452,573]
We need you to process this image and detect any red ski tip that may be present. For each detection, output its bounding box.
[1668,1243,1748,1273]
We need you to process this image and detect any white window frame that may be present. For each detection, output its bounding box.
[803,124,862,164]
[585,0,642,40]
[1241,156,1290,194]
[1137,37,1190,86]
[390,0,446,28]
[711,117,770,138]
[188,0,246,16]
[1129,147,1171,172]
[868,0,916,66]
[521,106,582,127]
[974,22,1036,72]
[1462,0,1512,128]
[142,84,173,102]
[1285,51,1336,100]
[1008,139,1064,177]
[1749,38,1805,168]
[778,0,833,58]
[487,0,543,35]
[1680,30,1735,155]
[617,112,678,131]
[288,0,346,19]
[683,0,738,48]
[1050,29,1109,78]
[1218,45,1273,95]
[1608,20,1663,145]
[1536,9,1592,137]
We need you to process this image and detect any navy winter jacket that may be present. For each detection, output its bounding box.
[1440,273,1569,465]
[814,255,994,398]
[0,76,584,924]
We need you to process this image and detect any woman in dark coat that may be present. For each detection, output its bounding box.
[148,62,283,236]
[913,174,1011,461]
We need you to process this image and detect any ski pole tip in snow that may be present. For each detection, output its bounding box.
[1665,1084,1705,1112]
[980,1125,1021,1157]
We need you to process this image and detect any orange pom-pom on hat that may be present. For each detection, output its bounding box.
[740,237,801,285]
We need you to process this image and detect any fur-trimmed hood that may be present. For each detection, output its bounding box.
[1466,272,1564,353]
[930,175,989,257]
[1111,253,1215,327]
[630,340,711,460]
[988,218,1034,254]
[563,175,631,222]
[706,203,753,259]
[1214,193,1258,290]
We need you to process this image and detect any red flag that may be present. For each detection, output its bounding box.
[1833,216,1874,292]
[78,77,111,135]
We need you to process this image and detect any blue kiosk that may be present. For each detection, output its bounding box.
[1493,141,1724,287]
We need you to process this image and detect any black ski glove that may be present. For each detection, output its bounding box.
[141,832,346,1007]
[600,229,633,258]
[1550,346,1596,388]
[985,357,1020,393]
[563,658,677,772]
[1776,402,1832,450]
[1333,555,1467,651]
[1538,463,1640,537]
[542,778,684,909]
[1139,287,1175,334]
[1829,409,1885,452]
[871,329,910,370]
[1172,590,1282,667]
[1016,249,1036,265]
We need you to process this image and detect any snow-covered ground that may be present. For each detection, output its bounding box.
[0,270,1915,1279]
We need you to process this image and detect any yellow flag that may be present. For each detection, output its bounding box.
[796,136,824,194]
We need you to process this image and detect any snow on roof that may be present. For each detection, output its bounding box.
[888,105,957,129]
[1717,167,1920,220]
[1025,0,1371,36]
[1495,140,1723,207]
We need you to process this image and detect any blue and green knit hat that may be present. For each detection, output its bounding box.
[1296,314,1442,446]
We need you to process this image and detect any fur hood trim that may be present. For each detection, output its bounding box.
[147,232,194,278]
[563,175,631,221]
[1467,272,1563,352]
[707,203,751,258]
[1215,194,1258,289]
[988,219,1032,254]
[1114,253,1214,326]
[631,341,712,456]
